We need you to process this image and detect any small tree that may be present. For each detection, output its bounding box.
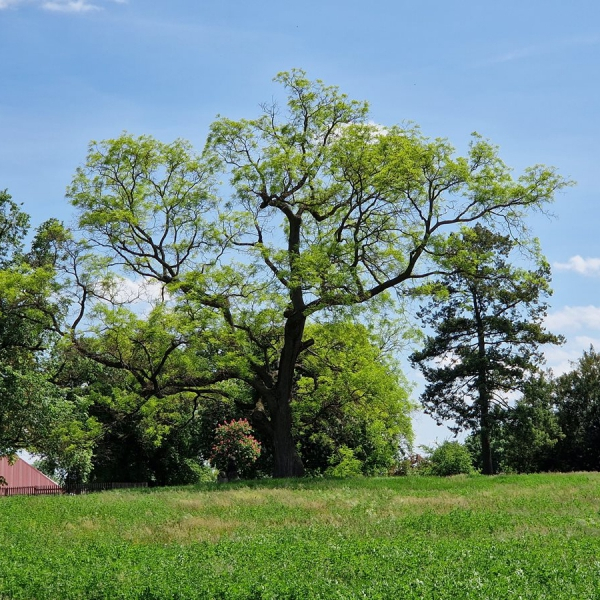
[210,419,261,478]
[423,441,476,477]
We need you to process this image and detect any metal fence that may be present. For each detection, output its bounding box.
[0,482,148,497]
[63,482,148,495]
[0,486,62,497]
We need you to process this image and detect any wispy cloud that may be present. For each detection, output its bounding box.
[544,336,600,375]
[554,255,600,277]
[0,0,25,7]
[488,45,542,65]
[478,36,600,67]
[43,1,100,12]
[546,305,600,331]
[544,305,600,374]
[0,0,125,10]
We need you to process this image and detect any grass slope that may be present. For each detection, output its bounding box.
[0,474,599,599]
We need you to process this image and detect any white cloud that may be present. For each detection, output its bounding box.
[544,306,600,374]
[544,336,600,376]
[95,276,170,307]
[545,305,600,332]
[554,255,600,277]
[42,1,100,12]
[546,305,600,331]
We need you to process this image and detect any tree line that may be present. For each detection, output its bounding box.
[461,347,600,474]
[3,70,591,482]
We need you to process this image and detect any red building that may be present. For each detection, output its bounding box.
[0,457,60,490]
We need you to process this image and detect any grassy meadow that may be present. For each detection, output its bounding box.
[1,473,599,599]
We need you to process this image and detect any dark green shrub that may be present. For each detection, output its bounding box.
[422,441,476,476]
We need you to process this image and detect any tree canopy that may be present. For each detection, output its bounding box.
[551,346,600,471]
[292,320,414,475]
[60,71,567,477]
[0,191,97,465]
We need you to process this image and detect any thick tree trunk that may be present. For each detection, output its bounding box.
[272,401,305,477]
[270,311,306,478]
[255,208,308,478]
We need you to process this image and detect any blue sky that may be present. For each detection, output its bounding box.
[1,0,599,446]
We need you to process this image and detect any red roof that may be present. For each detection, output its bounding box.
[0,457,60,488]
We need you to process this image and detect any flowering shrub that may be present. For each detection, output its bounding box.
[210,419,261,476]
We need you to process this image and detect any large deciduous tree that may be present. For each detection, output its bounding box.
[410,225,562,474]
[66,71,567,477]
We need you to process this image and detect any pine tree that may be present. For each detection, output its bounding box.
[410,225,562,474]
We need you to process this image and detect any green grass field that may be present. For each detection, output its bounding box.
[1,473,599,599]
